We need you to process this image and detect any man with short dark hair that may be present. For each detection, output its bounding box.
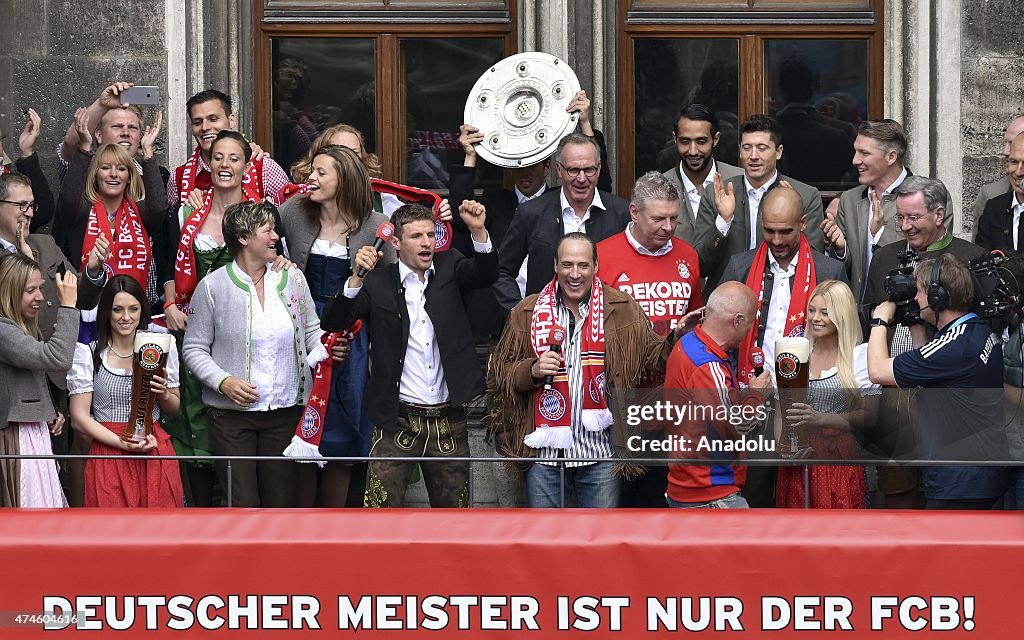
[868,254,1007,510]
[494,133,630,311]
[822,119,913,301]
[321,201,497,508]
[167,89,290,210]
[662,103,742,244]
[490,232,674,508]
[694,114,825,292]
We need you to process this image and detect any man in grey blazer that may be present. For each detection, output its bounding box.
[821,120,911,302]
[661,103,742,245]
[971,114,1024,239]
[694,114,824,292]
[717,185,845,508]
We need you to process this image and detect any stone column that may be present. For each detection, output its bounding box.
[886,0,964,233]
[520,0,617,180]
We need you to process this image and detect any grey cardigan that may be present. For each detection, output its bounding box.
[0,307,79,426]
[278,198,396,272]
[182,260,324,410]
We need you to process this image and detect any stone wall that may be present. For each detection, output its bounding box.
[961,0,1024,226]
[0,0,170,187]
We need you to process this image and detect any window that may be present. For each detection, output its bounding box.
[255,1,516,189]
[618,0,883,195]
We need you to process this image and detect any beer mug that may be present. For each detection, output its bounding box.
[120,331,172,443]
[774,336,810,456]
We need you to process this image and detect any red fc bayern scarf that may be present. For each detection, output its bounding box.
[524,277,612,450]
[738,235,816,383]
[177,145,264,204]
[80,197,151,290]
[271,182,315,206]
[283,321,363,466]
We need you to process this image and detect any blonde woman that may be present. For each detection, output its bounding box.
[0,253,79,507]
[776,279,880,508]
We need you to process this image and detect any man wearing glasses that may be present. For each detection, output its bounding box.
[861,176,984,508]
[495,133,630,311]
[976,132,1024,252]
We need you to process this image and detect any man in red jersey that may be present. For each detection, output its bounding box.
[664,281,773,509]
[598,171,703,338]
[597,171,703,506]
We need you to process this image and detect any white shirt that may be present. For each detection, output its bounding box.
[715,172,778,249]
[344,235,493,405]
[397,262,450,405]
[1013,194,1024,251]
[0,236,16,254]
[516,185,547,298]
[237,267,301,411]
[865,167,908,267]
[761,250,798,373]
[625,222,672,256]
[559,188,606,234]
[678,160,719,219]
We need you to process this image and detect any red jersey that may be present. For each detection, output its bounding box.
[663,325,766,503]
[596,231,702,337]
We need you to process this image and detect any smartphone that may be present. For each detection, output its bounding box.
[120,86,162,106]
[56,263,68,279]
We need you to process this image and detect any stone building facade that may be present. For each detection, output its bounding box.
[0,0,1021,235]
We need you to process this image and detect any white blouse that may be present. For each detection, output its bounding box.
[310,238,349,259]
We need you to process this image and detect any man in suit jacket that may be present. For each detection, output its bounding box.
[321,201,497,508]
[495,133,630,311]
[661,103,742,245]
[971,114,1024,240]
[976,131,1024,252]
[694,114,824,292]
[822,120,913,302]
[717,185,845,509]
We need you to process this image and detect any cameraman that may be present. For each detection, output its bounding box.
[862,176,985,506]
[868,255,1007,510]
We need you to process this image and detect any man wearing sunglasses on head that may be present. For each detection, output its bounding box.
[495,133,630,311]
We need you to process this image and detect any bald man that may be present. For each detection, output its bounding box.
[719,186,847,374]
[716,186,846,507]
[664,281,774,509]
[976,131,1024,252]
[972,114,1024,239]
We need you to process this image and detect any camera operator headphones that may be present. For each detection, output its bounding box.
[927,253,950,313]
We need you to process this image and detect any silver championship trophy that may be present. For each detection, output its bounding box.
[464,52,582,168]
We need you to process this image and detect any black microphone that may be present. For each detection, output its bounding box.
[543,325,567,390]
[357,222,395,278]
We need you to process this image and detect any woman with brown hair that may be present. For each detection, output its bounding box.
[279,144,395,506]
[67,275,183,507]
[290,124,403,216]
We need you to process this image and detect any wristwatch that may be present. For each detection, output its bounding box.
[869,317,890,328]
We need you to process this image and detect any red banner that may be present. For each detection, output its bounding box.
[0,509,1021,637]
